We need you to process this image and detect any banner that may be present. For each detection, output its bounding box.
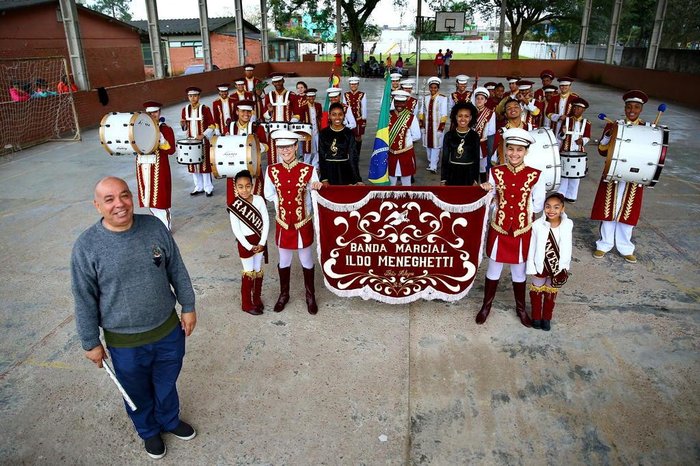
[313,186,493,304]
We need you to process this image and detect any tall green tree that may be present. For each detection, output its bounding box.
[88,0,132,22]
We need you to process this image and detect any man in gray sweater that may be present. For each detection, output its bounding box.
[71,176,197,460]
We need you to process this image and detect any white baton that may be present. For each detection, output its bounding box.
[102,360,137,412]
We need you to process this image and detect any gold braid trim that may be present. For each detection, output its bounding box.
[530,283,559,294]
[256,271,265,278]
[603,180,615,219]
[242,271,256,278]
[621,183,637,222]
[152,148,160,206]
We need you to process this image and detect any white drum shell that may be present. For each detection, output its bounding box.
[176,138,204,164]
[606,123,668,186]
[262,121,289,133]
[289,122,313,135]
[210,135,261,179]
[561,151,588,179]
[99,112,159,156]
[525,128,561,191]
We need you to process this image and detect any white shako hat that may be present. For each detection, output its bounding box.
[234,78,245,85]
[244,64,255,71]
[473,87,490,98]
[217,83,230,92]
[326,87,342,97]
[391,90,411,101]
[270,73,285,82]
[503,128,536,147]
[348,77,360,84]
[270,130,302,146]
[390,72,403,81]
[455,74,469,84]
[427,76,442,86]
[305,88,317,96]
[400,79,415,88]
[236,100,254,111]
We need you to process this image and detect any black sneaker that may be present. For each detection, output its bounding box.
[145,435,166,459]
[168,421,196,440]
[542,320,552,331]
[205,191,213,197]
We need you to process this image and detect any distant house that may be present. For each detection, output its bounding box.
[129,17,262,76]
[268,37,302,62]
[0,0,146,87]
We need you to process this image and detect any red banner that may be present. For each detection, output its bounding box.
[312,186,493,304]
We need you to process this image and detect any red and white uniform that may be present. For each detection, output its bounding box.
[557,115,591,200]
[229,194,269,268]
[136,122,176,229]
[474,105,496,174]
[591,119,646,255]
[264,89,298,122]
[448,90,472,115]
[226,120,268,204]
[388,109,422,184]
[546,92,578,132]
[230,90,254,122]
[491,121,533,165]
[181,103,215,193]
[343,90,367,138]
[296,101,322,164]
[264,159,319,249]
[419,93,449,171]
[486,163,544,264]
[212,97,235,135]
[245,76,264,118]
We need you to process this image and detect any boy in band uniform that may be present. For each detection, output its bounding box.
[180,87,216,197]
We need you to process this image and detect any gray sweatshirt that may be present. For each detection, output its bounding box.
[71,214,196,351]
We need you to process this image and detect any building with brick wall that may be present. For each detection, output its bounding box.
[129,18,262,76]
[0,0,146,88]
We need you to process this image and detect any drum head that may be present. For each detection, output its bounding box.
[603,123,620,178]
[246,134,261,176]
[130,113,159,154]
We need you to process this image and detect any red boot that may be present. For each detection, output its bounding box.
[241,273,262,315]
[530,287,544,329]
[302,266,318,315]
[513,281,532,327]
[253,271,264,312]
[274,266,291,312]
[542,290,557,331]
[475,278,499,324]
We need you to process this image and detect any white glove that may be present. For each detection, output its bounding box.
[159,134,166,144]
[551,113,560,122]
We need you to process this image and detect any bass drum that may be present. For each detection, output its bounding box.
[99,112,159,156]
[560,151,588,179]
[176,138,204,164]
[525,127,561,191]
[210,134,261,179]
[604,122,669,187]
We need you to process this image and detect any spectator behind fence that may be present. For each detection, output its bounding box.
[9,80,30,102]
[57,74,78,93]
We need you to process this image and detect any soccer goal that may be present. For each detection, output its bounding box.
[0,57,80,154]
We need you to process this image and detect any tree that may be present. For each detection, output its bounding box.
[87,0,132,22]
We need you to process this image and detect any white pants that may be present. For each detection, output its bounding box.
[558,178,581,201]
[279,246,314,269]
[426,147,441,171]
[486,260,527,282]
[479,156,488,174]
[191,173,214,193]
[389,176,412,186]
[596,220,635,255]
[241,253,264,272]
[149,208,171,230]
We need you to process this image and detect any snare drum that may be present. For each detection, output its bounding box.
[560,151,588,179]
[525,128,561,191]
[604,123,669,187]
[210,134,261,179]
[261,121,289,133]
[289,122,313,141]
[176,138,204,165]
[99,112,159,156]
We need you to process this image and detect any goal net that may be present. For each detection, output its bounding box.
[0,57,80,154]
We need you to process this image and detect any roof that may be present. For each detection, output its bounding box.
[128,17,261,36]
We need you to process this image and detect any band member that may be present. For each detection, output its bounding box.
[591,90,650,263]
[263,73,299,123]
[492,98,533,165]
[230,78,254,122]
[515,80,541,128]
[557,97,591,203]
[534,85,557,129]
[296,88,322,167]
[228,170,269,315]
[326,88,356,130]
[399,80,420,115]
[472,87,497,181]
[343,77,367,153]
[483,82,499,110]
[419,77,449,174]
[534,70,555,102]
[136,101,176,230]
[382,72,404,109]
[212,83,235,135]
[180,87,215,197]
[495,76,521,116]
[440,101,480,186]
[448,74,472,115]
[319,102,362,186]
[226,100,268,204]
[243,64,265,118]
[388,90,422,186]
[263,130,323,315]
[546,76,578,133]
[295,80,308,107]
[476,128,545,327]
[527,192,573,331]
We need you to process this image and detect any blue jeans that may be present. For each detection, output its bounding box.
[108,325,186,440]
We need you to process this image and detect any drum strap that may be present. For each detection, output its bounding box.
[186,104,203,121]
[475,107,492,136]
[227,196,264,238]
[543,229,561,276]
[389,110,412,149]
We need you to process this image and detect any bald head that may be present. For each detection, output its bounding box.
[93,177,134,232]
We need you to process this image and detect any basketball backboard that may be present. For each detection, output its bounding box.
[434,11,466,33]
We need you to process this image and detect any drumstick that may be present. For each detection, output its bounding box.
[103,360,137,412]
[597,113,616,124]
[653,103,667,126]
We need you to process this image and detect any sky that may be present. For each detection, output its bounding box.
[128,0,434,29]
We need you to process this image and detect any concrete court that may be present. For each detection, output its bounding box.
[0,75,698,465]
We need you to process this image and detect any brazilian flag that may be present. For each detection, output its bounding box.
[367,71,392,185]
